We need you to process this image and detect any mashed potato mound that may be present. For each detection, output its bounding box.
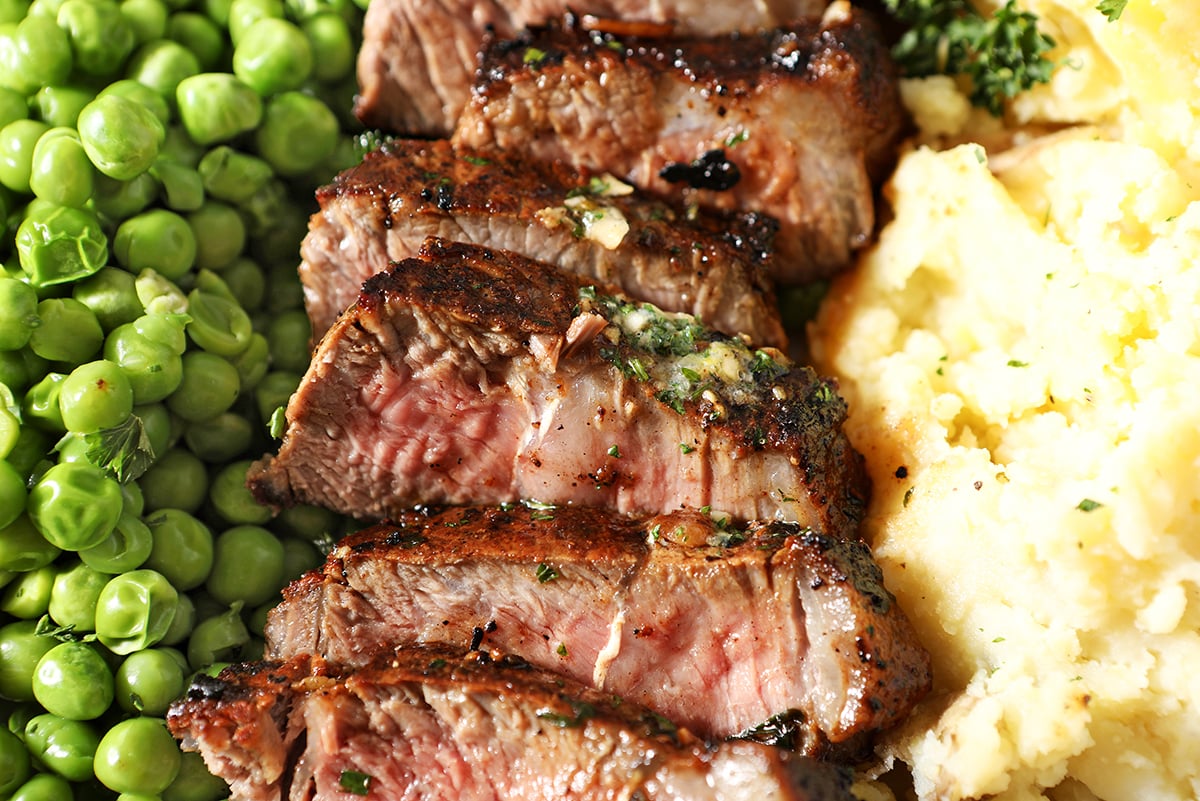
[807,2,1200,799]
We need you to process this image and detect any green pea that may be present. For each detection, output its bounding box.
[232,17,311,95]
[162,749,229,801]
[0,119,51,193]
[188,200,245,270]
[8,773,74,801]
[0,720,30,795]
[0,620,55,700]
[281,534,321,579]
[30,84,92,127]
[140,446,207,511]
[120,0,167,43]
[79,510,152,573]
[303,12,352,82]
[187,287,253,356]
[143,507,212,589]
[151,156,205,211]
[114,208,197,280]
[15,205,108,289]
[0,514,60,572]
[92,170,158,221]
[33,641,114,719]
[56,0,136,76]
[226,0,280,44]
[0,277,38,350]
[158,590,193,645]
[47,559,109,631]
[209,462,272,526]
[254,369,298,424]
[229,329,269,390]
[274,502,336,542]
[176,72,262,146]
[28,128,94,207]
[134,401,173,457]
[167,10,224,69]
[0,404,18,459]
[127,38,201,104]
[71,267,144,332]
[114,647,184,714]
[218,257,266,311]
[22,372,66,431]
[94,567,178,653]
[7,772,72,801]
[0,564,53,618]
[22,714,100,782]
[98,78,170,125]
[59,359,134,433]
[197,145,272,203]
[104,317,185,403]
[255,90,337,176]
[28,297,104,365]
[186,602,248,669]
[0,86,25,128]
[0,15,72,95]
[94,717,181,795]
[27,461,123,551]
[184,411,253,462]
[166,350,240,421]
[0,457,23,527]
[266,309,312,372]
[77,94,165,181]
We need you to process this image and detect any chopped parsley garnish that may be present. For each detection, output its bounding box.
[1007,359,1029,367]
[1076,498,1103,512]
[1096,0,1126,21]
[339,770,373,796]
[607,444,621,458]
[556,642,568,657]
[535,563,559,583]
[881,0,1058,115]
[523,46,548,66]
[537,700,595,727]
[679,443,694,454]
[725,129,749,147]
[461,155,491,166]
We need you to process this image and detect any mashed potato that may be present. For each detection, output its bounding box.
[807,2,1200,799]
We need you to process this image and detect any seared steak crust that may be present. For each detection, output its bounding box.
[168,644,857,801]
[300,138,786,346]
[248,239,869,536]
[265,507,932,751]
[355,0,832,135]
[453,4,904,283]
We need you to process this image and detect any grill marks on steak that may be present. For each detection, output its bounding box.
[265,507,932,752]
[300,138,787,347]
[354,0,831,135]
[248,239,868,537]
[453,4,904,283]
[168,643,857,801]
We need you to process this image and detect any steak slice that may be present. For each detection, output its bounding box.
[300,138,786,347]
[248,238,869,538]
[355,0,831,135]
[265,507,932,753]
[453,3,904,283]
[168,644,857,801]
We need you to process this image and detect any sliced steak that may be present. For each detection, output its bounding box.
[356,0,831,135]
[300,138,786,347]
[265,506,932,753]
[248,238,869,537]
[168,644,857,801]
[453,3,904,283]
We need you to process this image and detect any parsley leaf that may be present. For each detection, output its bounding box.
[1096,0,1127,21]
[81,415,155,484]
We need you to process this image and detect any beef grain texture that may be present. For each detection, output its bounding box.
[266,506,932,754]
[453,3,904,283]
[168,644,858,801]
[300,138,786,347]
[248,238,869,538]
[355,0,831,135]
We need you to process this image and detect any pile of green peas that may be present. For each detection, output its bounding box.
[0,0,368,794]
